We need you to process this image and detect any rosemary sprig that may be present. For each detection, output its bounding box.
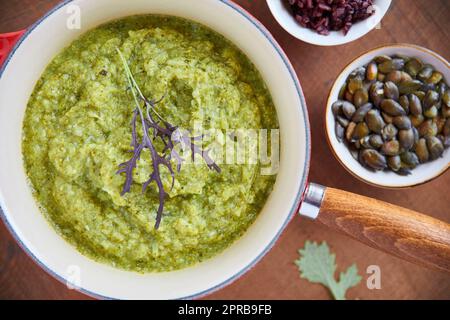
[116,49,220,229]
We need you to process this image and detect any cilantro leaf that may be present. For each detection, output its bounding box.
[295,241,362,300]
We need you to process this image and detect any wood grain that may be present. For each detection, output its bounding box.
[318,188,450,273]
[1,0,449,300]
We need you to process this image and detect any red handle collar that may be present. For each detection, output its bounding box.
[0,30,26,67]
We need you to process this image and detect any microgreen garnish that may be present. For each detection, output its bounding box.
[116,48,220,229]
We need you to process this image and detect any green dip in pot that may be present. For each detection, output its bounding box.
[22,15,278,272]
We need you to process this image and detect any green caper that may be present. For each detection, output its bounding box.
[387,155,401,171]
[418,119,438,137]
[400,71,413,82]
[393,54,410,62]
[414,138,429,163]
[378,59,405,73]
[348,66,366,81]
[381,140,400,156]
[384,81,399,100]
[393,116,412,130]
[363,79,375,92]
[410,114,425,128]
[413,90,426,101]
[437,82,448,98]
[408,94,422,115]
[348,78,364,94]
[399,95,410,113]
[426,136,444,159]
[353,122,370,140]
[412,127,420,145]
[360,136,372,149]
[398,80,423,95]
[398,129,415,151]
[335,121,344,142]
[385,70,412,84]
[400,152,419,169]
[382,112,394,124]
[417,65,434,81]
[405,58,423,78]
[426,71,443,85]
[353,88,369,107]
[332,100,343,116]
[365,109,385,133]
[337,115,349,128]
[369,81,384,107]
[360,149,387,170]
[366,62,378,81]
[381,99,407,116]
[369,134,384,149]
[382,123,398,141]
[424,105,438,118]
[423,90,440,109]
[342,101,356,119]
[351,103,373,123]
[346,122,356,141]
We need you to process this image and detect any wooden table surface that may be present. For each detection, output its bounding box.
[1,0,449,300]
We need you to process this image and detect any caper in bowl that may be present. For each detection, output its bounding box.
[326,44,450,188]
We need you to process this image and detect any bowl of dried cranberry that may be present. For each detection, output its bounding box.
[267,0,392,46]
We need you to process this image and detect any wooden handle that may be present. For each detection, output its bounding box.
[317,187,450,273]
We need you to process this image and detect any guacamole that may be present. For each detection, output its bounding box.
[22,15,278,272]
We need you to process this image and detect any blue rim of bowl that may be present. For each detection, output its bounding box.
[0,0,311,300]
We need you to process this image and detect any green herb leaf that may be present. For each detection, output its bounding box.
[295,241,362,300]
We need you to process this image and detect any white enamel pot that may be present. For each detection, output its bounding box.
[0,0,449,300]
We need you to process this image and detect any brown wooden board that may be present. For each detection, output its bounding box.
[0,0,449,300]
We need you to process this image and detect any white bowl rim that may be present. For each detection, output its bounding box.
[266,0,392,46]
[325,43,450,189]
[0,0,312,299]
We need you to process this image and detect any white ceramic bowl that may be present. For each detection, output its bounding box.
[325,44,450,188]
[0,0,310,299]
[267,0,392,46]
